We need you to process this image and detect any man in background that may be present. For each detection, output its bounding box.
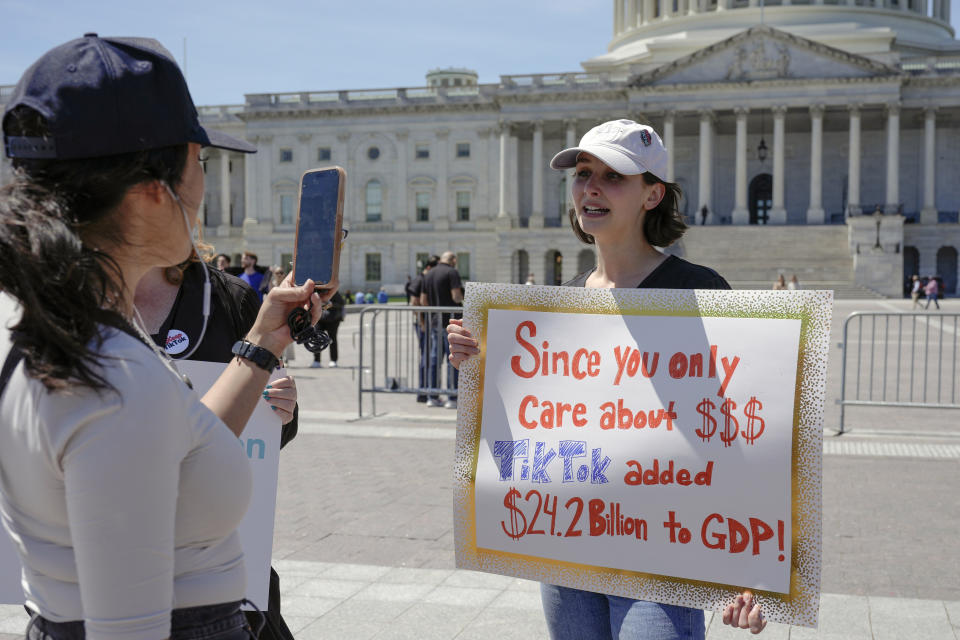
[421,251,463,408]
[409,256,438,403]
[239,251,271,302]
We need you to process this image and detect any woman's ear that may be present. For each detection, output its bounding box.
[644,182,666,211]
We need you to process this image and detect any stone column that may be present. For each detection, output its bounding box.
[215,150,229,233]
[921,107,938,224]
[565,119,578,215]
[530,121,545,229]
[733,108,749,225]
[944,0,951,23]
[395,129,410,226]
[847,105,862,217]
[627,0,639,28]
[336,132,352,223]
[885,103,900,213]
[486,127,499,221]
[644,0,656,22]
[498,122,510,222]
[770,106,787,224]
[806,105,825,224]
[243,135,260,225]
[689,0,700,13]
[663,112,675,183]
[698,110,714,224]
[436,128,450,226]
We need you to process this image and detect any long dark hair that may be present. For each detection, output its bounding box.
[568,172,687,247]
[0,106,188,391]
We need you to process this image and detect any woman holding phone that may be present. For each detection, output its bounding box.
[0,34,335,640]
[446,120,765,639]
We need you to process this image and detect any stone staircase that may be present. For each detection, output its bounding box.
[665,225,884,298]
[726,280,887,299]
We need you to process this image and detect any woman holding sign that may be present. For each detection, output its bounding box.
[0,35,334,639]
[447,120,765,638]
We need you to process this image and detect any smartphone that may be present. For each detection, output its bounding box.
[293,167,345,289]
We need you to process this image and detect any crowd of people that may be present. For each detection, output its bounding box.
[0,35,768,640]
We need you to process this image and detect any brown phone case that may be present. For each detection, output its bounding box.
[292,166,346,288]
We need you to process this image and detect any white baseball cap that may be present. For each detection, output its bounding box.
[550,119,668,181]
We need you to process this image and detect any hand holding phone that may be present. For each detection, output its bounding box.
[293,167,345,289]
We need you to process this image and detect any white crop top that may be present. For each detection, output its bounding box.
[0,329,252,640]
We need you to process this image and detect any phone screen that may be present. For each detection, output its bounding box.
[294,168,344,287]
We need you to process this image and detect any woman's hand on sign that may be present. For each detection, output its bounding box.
[262,375,297,425]
[247,272,337,357]
[722,590,766,634]
[447,319,479,369]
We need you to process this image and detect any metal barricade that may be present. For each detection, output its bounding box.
[356,305,462,417]
[839,312,960,434]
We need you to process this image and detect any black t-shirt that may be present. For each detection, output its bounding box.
[563,255,730,290]
[408,274,425,301]
[151,262,261,363]
[149,261,298,449]
[422,262,463,324]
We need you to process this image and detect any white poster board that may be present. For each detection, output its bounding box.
[0,357,282,610]
[454,283,832,628]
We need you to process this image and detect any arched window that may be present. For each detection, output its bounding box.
[578,249,595,275]
[365,180,382,222]
[936,247,957,295]
[513,249,529,284]
[545,250,563,286]
[903,246,919,296]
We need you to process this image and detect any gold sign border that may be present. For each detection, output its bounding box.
[453,283,831,628]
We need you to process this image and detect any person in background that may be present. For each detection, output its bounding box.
[421,251,463,409]
[313,290,345,368]
[787,274,801,291]
[239,251,270,302]
[525,272,536,285]
[355,291,366,304]
[445,119,765,639]
[0,33,333,640]
[377,286,389,304]
[925,275,941,309]
[409,256,438,403]
[215,253,232,271]
[910,275,922,308]
[773,274,787,290]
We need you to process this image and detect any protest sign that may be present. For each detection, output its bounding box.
[454,283,832,628]
[0,359,282,609]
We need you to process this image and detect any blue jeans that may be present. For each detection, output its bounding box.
[427,323,458,401]
[540,584,705,640]
[414,323,428,401]
[26,601,261,640]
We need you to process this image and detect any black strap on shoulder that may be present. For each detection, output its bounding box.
[0,346,25,398]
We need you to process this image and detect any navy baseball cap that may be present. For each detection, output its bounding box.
[3,33,256,159]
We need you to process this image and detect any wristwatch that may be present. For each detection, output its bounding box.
[231,340,279,372]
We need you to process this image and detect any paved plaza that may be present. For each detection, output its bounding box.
[1,298,959,638]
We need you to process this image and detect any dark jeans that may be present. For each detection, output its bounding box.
[926,293,940,309]
[26,601,261,640]
[427,323,458,401]
[415,323,428,401]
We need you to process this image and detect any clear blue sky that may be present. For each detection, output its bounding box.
[1,0,958,106]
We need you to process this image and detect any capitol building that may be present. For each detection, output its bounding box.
[3,2,959,297]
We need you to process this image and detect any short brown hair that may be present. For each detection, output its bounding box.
[242,251,258,264]
[568,172,687,248]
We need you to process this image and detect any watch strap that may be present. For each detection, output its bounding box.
[231,340,279,372]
